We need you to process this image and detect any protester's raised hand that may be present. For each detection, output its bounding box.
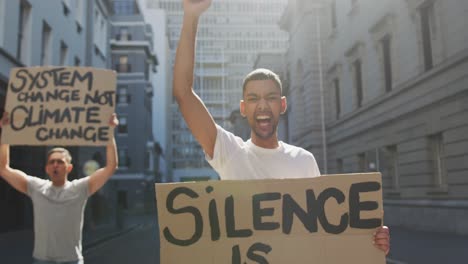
[109,113,119,128]
[0,112,9,128]
[183,0,212,18]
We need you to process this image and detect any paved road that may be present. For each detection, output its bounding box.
[85,222,160,264]
[3,222,467,264]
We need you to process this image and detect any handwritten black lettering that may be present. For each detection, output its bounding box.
[226,195,253,238]
[207,187,221,241]
[16,89,81,103]
[9,68,94,93]
[349,182,382,229]
[163,187,203,246]
[317,187,348,234]
[252,193,281,231]
[10,105,101,129]
[282,190,319,234]
[35,126,109,142]
[84,90,115,106]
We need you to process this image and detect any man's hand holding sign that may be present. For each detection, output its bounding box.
[156,173,388,263]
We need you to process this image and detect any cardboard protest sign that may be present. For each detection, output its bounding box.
[2,67,116,146]
[155,173,385,264]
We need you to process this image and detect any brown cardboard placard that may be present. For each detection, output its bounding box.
[155,173,386,264]
[2,66,116,146]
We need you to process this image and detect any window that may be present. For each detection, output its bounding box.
[117,191,128,209]
[116,55,131,72]
[100,18,106,53]
[370,14,395,94]
[337,158,343,173]
[331,0,337,29]
[145,150,151,170]
[118,27,132,41]
[74,56,81,66]
[118,116,128,134]
[420,2,434,71]
[93,8,107,55]
[358,153,366,172]
[62,0,70,16]
[17,0,31,62]
[333,78,341,119]
[346,43,364,109]
[381,36,393,92]
[429,133,445,187]
[40,21,52,65]
[380,145,399,189]
[327,64,341,120]
[117,86,131,104]
[118,149,131,168]
[113,0,135,15]
[59,41,68,65]
[349,0,359,15]
[353,59,363,108]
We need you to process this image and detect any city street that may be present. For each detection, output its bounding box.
[85,221,160,264]
[81,222,468,264]
[2,215,468,263]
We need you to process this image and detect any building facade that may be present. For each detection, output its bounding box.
[279,0,468,235]
[109,0,159,212]
[149,0,289,181]
[138,0,172,183]
[279,0,328,173]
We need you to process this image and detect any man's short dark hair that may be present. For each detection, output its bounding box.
[47,147,72,163]
[242,68,282,96]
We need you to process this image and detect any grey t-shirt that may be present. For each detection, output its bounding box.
[26,176,89,262]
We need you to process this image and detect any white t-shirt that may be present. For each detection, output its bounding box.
[207,125,321,180]
[26,176,89,262]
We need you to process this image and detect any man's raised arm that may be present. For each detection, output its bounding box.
[88,114,119,195]
[0,112,28,194]
[173,0,217,158]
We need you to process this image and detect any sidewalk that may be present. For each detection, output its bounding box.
[386,225,468,264]
[0,212,154,264]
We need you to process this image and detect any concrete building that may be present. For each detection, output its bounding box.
[279,0,468,235]
[108,0,159,212]
[148,0,289,181]
[0,0,106,232]
[279,0,328,173]
[138,0,172,183]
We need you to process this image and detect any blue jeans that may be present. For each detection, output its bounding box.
[33,259,83,264]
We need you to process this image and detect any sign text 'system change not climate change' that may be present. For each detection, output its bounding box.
[2,67,116,146]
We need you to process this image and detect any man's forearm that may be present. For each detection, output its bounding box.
[0,143,10,170]
[106,137,118,171]
[173,13,200,100]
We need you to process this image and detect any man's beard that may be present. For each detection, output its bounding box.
[252,121,277,139]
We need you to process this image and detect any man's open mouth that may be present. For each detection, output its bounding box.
[256,115,272,127]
